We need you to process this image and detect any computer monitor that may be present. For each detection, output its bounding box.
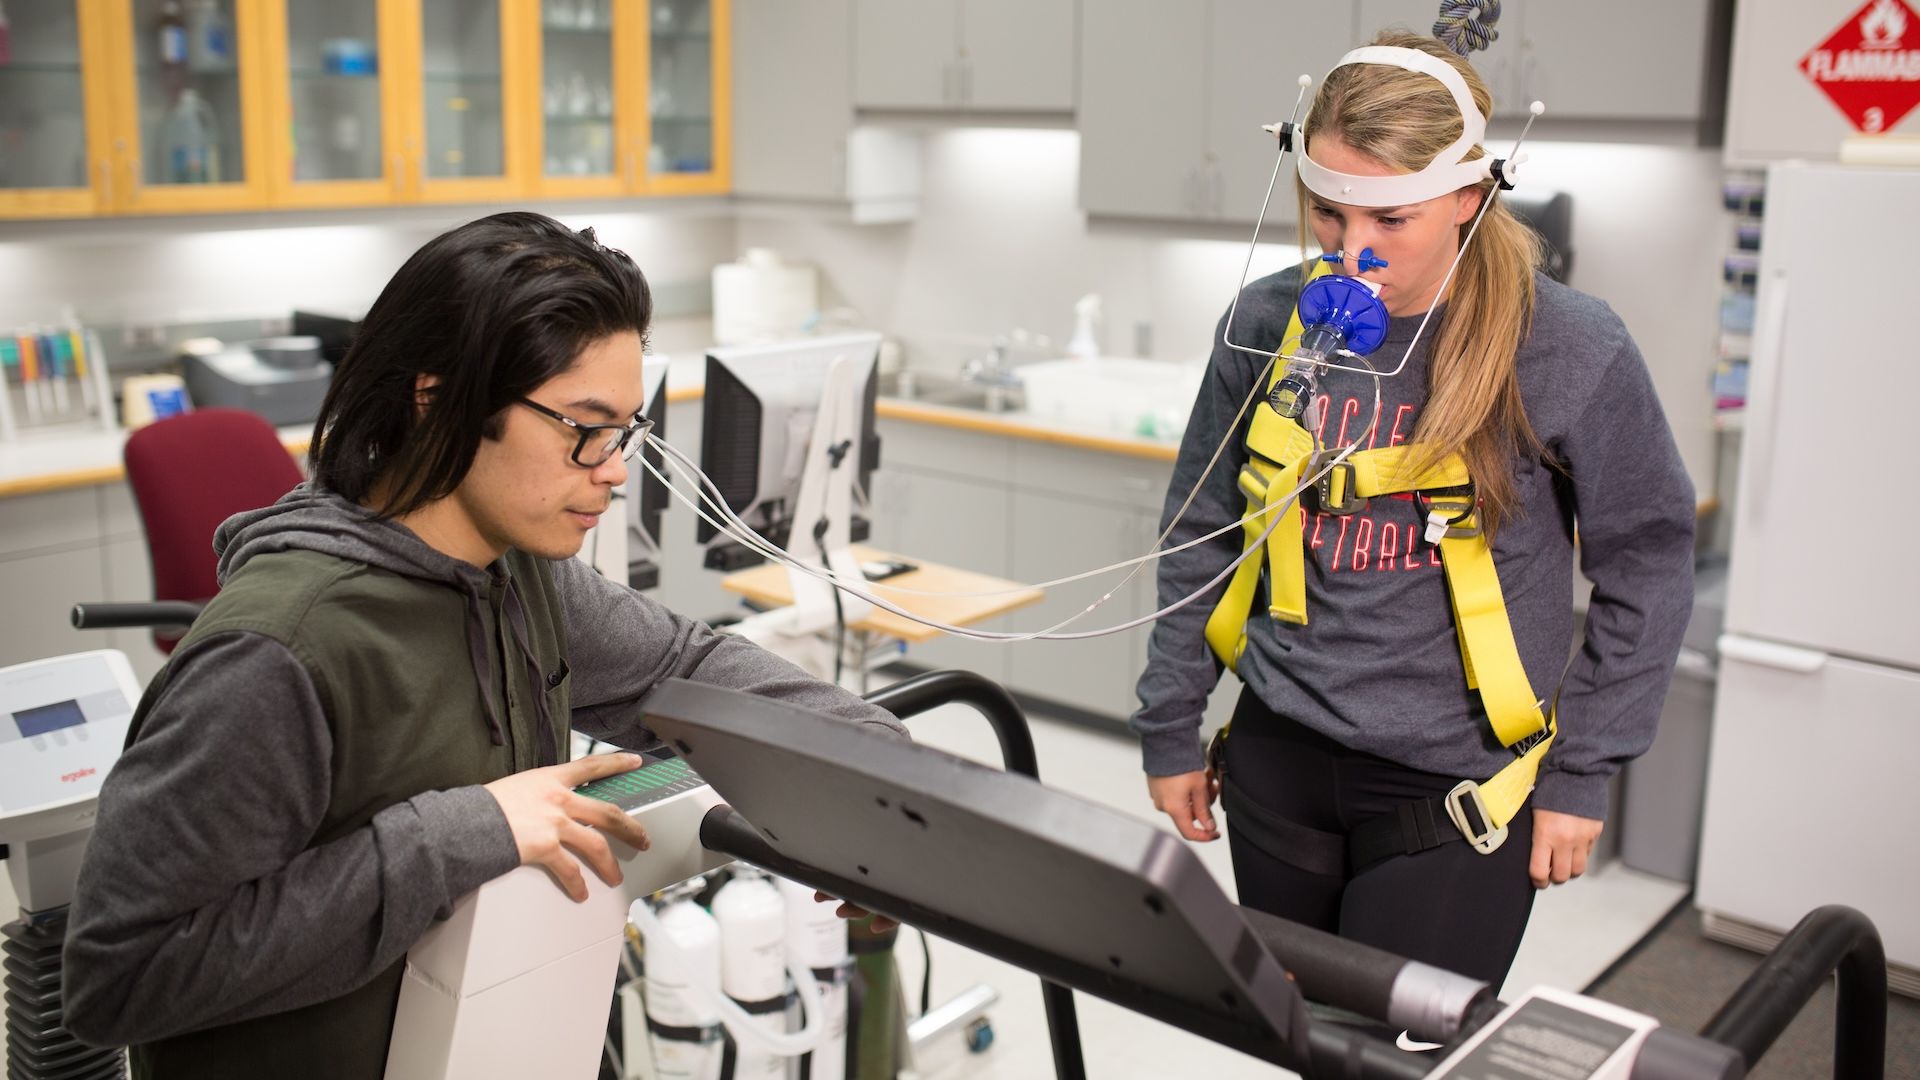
[696,332,883,573]
[624,358,672,590]
[579,357,669,589]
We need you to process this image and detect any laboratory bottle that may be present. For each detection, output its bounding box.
[779,876,849,1080]
[712,866,791,1080]
[157,0,187,67]
[160,89,218,183]
[641,883,725,1080]
[185,0,232,72]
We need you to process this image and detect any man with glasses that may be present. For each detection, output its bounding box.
[61,212,909,1080]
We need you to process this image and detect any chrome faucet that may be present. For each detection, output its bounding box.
[958,329,1050,391]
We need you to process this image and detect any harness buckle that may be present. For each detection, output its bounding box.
[1509,724,1551,759]
[1444,780,1509,855]
[1313,455,1367,516]
[1412,485,1479,548]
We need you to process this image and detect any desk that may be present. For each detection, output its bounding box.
[720,546,1042,686]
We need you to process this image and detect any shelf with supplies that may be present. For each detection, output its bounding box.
[0,323,118,445]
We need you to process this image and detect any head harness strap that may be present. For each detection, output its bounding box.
[1296,45,1499,208]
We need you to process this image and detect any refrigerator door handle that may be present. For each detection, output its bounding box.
[1717,634,1829,673]
[1746,271,1790,521]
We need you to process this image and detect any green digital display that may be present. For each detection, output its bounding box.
[575,755,704,811]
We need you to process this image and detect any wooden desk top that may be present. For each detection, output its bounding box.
[719,545,1043,644]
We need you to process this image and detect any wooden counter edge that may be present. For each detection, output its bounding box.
[0,437,312,499]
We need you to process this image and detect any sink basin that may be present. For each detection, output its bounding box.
[1016,357,1205,440]
[879,372,1022,413]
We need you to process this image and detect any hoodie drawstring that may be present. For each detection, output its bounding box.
[463,588,508,748]
[501,582,561,766]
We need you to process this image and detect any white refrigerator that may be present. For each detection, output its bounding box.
[1695,162,1920,989]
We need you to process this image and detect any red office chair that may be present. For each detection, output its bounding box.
[72,408,305,652]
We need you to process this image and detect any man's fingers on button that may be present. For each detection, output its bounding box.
[582,798,649,850]
[566,752,644,782]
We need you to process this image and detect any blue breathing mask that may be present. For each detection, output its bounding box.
[1268,251,1392,420]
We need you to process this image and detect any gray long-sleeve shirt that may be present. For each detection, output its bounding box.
[62,486,906,1049]
[1131,268,1695,820]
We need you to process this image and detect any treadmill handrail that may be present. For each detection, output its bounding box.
[1699,904,1886,1080]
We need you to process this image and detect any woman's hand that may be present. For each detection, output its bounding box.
[484,753,653,901]
[1529,808,1603,888]
[813,891,899,933]
[1148,770,1221,842]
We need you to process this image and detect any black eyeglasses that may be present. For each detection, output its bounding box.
[517,398,653,467]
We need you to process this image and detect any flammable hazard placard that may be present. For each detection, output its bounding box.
[1800,0,1920,132]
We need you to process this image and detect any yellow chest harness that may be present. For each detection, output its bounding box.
[1203,265,1553,840]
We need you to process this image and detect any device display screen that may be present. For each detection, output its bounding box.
[14,699,87,738]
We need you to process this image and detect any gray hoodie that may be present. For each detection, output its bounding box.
[63,483,907,1049]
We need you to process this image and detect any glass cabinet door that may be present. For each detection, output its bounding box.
[0,0,105,214]
[126,0,249,191]
[417,0,507,187]
[644,0,719,190]
[278,0,386,192]
[538,0,619,187]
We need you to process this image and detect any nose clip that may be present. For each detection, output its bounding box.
[1318,247,1390,273]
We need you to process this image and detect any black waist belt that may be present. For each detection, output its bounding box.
[1221,772,1477,877]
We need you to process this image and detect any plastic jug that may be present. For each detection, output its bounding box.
[161,89,220,183]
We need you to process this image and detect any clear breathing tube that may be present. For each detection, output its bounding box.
[639,82,1544,645]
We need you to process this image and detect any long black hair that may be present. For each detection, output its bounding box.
[311,211,652,516]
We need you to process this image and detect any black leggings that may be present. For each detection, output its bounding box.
[1221,689,1536,988]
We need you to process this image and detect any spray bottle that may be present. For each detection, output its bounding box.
[1065,294,1102,361]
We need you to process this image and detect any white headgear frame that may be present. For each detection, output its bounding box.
[1296,45,1519,207]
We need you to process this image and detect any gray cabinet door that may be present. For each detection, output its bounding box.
[868,466,1013,682]
[1208,0,1351,224]
[733,0,854,199]
[960,0,1076,111]
[0,547,106,670]
[1518,1,1709,121]
[1005,490,1146,720]
[853,0,960,109]
[1078,0,1207,219]
[1353,0,1525,116]
[102,535,169,687]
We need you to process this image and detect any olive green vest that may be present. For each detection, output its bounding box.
[124,548,571,1080]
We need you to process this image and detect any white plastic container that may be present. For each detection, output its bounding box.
[712,867,790,1080]
[1016,356,1206,440]
[778,877,849,1080]
[712,250,818,346]
[642,889,725,1080]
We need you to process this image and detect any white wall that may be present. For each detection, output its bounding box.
[0,127,1722,487]
[0,206,736,353]
[736,127,1722,489]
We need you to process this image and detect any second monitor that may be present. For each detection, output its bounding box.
[697,332,883,572]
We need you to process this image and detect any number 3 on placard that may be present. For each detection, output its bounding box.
[1864,107,1885,133]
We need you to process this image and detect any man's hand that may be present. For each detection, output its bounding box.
[814,891,898,933]
[484,753,652,901]
[1529,807,1603,888]
[1148,770,1220,842]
